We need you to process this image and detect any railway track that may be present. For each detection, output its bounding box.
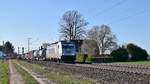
[27,60,150,83]
[74,63,150,75]
[30,60,150,75]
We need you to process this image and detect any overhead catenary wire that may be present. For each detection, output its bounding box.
[108,8,150,24]
[89,0,127,20]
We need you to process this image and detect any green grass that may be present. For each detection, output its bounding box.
[0,60,9,84]
[17,60,94,84]
[114,60,150,66]
[13,61,39,84]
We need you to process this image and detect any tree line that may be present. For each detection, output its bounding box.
[0,41,14,57]
[59,10,149,61]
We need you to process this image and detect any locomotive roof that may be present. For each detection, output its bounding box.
[49,40,74,45]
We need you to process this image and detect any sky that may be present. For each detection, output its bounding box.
[0,0,150,54]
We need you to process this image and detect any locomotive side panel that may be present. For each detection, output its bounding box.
[46,43,61,60]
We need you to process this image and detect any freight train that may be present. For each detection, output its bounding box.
[22,41,76,62]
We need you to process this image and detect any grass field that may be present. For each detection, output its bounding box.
[17,60,94,84]
[13,61,39,84]
[0,60,9,84]
[114,60,150,66]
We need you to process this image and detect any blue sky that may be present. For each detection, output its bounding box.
[0,0,150,53]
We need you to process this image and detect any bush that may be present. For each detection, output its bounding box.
[76,53,84,62]
[111,47,129,61]
[76,53,91,63]
[127,43,148,61]
[91,57,112,63]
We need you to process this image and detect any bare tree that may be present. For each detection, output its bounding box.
[81,40,99,57]
[87,26,99,41]
[87,24,118,55]
[59,10,88,40]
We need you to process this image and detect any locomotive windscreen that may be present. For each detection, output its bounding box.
[62,42,76,56]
